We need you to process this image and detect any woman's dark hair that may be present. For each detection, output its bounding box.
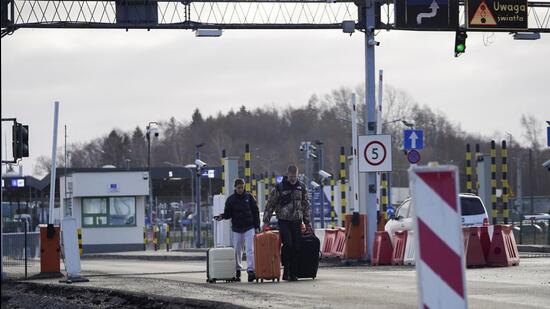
[234,178,245,186]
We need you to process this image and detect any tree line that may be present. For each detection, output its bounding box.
[34,85,550,196]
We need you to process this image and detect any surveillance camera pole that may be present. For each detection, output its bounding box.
[195,143,204,248]
[362,0,377,262]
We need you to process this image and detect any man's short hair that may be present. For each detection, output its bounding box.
[234,178,245,186]
[287,165,298,174]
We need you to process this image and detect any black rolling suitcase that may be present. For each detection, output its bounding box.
[295,231,321,279]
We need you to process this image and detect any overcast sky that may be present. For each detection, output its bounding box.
[1,28,549,176]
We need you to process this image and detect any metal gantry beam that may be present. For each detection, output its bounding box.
[1,0,549,37]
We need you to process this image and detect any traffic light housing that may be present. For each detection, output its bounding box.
[12,123,29,159]
[454,30,468,57]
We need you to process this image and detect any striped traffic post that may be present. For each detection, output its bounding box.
[166,225,171,252]
[153,225,158,251]
[465,144,473,193]
[409,165,467,309]
[330,178,335,228]
[491,140,497,224]
[221,149,226,195]
[380,173,388,228]
[264,173,269,204]
[245,144,251,192]
[474,143,481,193]
[271,172,276,188]
[252,173,257,198]
[143,226,147,250]
[339,146,347,227]
[77,228,83,256]
[501,140,509,224]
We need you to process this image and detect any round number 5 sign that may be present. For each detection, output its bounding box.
[358,135,392,172]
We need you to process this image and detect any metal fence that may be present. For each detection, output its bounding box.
[2,222,41,279]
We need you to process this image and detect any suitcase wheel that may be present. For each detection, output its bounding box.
[261,279,264,283]
[277,278,280,282]
[272,279,274,282]
[207,279,216,283]
[255,279,259,283]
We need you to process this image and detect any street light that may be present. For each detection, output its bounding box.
[194,143,205,248]
[383,119,414,129]
[146,121,159,226]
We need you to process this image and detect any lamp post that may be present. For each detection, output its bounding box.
[146,122,159,226]
[195,143,205,248]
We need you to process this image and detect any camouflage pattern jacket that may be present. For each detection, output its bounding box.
[263,178,311,225]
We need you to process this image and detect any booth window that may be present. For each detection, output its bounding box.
[82,197,136,227]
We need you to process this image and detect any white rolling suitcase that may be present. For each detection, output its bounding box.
[206,247,238,283]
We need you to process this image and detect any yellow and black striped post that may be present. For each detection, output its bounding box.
[339,146,347,228]
[271,172,276,188]
[252,173,257,198]
[245,144,251,192]
[143,226,147,250]
[465,144,473,193]
[166,225,171,252]
[77,228,83,256]
[380,173,388,227]
[330,178,335,228]
[153,225,159,251]
[501,140,509,224]
[263,173,269,203]
[474,143,481,193]
[221,149,226,195]
[491,140,497,225]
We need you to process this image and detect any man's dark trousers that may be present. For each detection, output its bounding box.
[278,219,302,276]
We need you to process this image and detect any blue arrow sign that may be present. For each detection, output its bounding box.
[404,129,424,150]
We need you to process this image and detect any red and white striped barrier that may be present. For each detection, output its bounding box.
[410,166,467,309]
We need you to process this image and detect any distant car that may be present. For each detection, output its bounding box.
[385,193,489,244]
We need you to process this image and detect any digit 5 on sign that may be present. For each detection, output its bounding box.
[358,135,393,172]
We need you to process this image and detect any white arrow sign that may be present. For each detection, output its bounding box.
[409,131,419,149]
[416,0,440,24]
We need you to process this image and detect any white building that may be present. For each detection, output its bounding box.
[60,170,149,253]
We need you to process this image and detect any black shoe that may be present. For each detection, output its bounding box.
[247,271,256,282]
[282,269,290,281]
[236,270,241,279]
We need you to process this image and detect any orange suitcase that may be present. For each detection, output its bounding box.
[254,231,281,282]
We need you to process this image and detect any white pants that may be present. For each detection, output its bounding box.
[233,228,255,272]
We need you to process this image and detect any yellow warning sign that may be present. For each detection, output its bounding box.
[470,1,497,26]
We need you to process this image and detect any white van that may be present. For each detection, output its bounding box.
[385,193,489,243]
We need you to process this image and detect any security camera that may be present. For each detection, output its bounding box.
[299,142,306,151]
[543,159,550,171]
[142,172,149,180]
[195,159,207,168]
[318,170,332,179]
[310,181,320,189]
[149,127,159,137]
[368,38,380,46]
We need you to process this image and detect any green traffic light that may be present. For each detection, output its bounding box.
[456,44,465,53]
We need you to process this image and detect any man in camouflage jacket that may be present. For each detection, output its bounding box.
[263,164,311,281]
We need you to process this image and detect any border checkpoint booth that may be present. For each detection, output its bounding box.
[60,169,149,253]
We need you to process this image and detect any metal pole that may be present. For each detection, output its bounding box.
[364,1,377,261]
[24,219,28,279]
[147,130,153,225]
[195,148,201,248]
[49,101,60,224]
[529,149,534,215]
[320,145,325,228]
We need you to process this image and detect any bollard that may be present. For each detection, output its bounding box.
[153,225,158,251]
[252,174,257,199]
[143,226,147,250]
[379,173,388,231]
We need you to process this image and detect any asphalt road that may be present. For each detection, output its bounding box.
[23,258,550,308]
